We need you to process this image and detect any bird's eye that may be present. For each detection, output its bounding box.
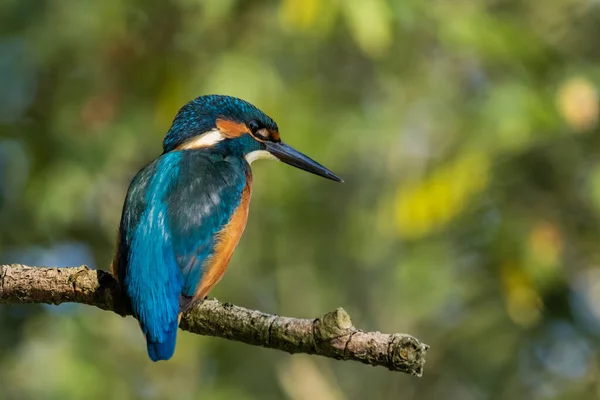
[248,120,261,134]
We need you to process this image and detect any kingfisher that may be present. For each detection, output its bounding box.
[112,95,342,361]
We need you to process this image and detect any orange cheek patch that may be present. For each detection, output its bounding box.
[216,118,250,138]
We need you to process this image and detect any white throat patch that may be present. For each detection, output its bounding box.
[178,129,224,150]
[245,150,278,164]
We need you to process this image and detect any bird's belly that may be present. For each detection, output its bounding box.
[194,174,252,301]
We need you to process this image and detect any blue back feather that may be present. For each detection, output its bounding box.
[117,147,251,361]
[166,152,248,297]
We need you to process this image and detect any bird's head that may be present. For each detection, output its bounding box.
[163,95,342,182]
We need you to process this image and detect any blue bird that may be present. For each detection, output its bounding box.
[112,95,342,361]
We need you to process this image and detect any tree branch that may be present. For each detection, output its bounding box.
[0,264,428,376]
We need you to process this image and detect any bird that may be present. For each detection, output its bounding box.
[112,94,342,361]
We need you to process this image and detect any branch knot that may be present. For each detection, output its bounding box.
[314,307,354,341]
[388,334,429,377]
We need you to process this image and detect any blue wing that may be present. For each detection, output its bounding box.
[167,152,249,302]
[116,150,247,361]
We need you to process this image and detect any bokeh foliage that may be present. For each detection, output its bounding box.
[1,0,600,399]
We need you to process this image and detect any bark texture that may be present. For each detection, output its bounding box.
[0,264,428,376]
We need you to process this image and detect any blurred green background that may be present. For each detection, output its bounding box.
[1,0,600,398]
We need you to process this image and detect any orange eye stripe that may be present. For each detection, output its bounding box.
[269,130,281,142]
[216,118,280,142]
[216,118,250,138]
[250,128,280,143]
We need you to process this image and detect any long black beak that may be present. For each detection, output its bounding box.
[265,142,343,182]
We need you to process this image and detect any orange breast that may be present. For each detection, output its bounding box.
[193,171,253,301]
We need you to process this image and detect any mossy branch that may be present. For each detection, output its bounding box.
[0,264,428,376]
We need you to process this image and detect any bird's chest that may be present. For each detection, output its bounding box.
[156,152,252,300]
[194,169,252,300]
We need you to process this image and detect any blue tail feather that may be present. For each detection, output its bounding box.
[145,319,179,362]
